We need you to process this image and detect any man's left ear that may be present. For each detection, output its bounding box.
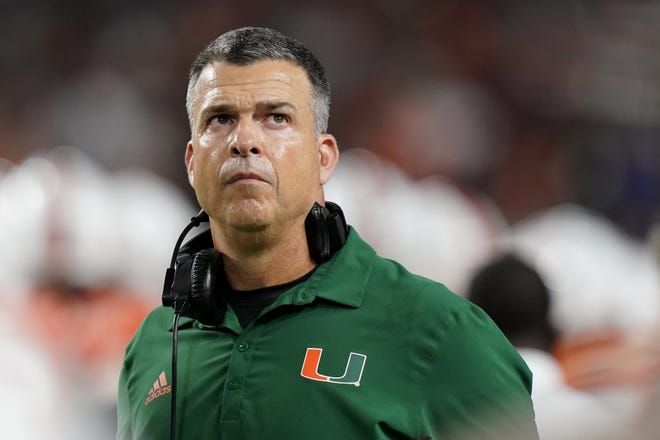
[318,134,339,185]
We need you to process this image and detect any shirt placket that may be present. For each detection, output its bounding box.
[218,288,316,423]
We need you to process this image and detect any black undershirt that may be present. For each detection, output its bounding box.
[225,268,317,328]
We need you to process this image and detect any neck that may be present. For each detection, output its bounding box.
[209,221,316,291]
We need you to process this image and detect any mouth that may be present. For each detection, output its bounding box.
[227,172,268,185]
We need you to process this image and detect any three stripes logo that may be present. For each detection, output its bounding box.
[144,371,172,406]
[300,347,367,387]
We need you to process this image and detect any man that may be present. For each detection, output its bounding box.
[117,27,538,439]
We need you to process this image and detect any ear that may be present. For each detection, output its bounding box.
[185,141,195,186]
[318,134,339,185]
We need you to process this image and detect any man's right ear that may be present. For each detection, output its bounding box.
[185,141,194,186]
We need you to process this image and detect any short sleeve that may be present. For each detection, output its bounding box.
[418,302,539,439]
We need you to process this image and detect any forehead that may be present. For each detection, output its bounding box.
[193,59,313,108]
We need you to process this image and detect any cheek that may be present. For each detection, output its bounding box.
[269,131,301,161]
[198,131,226,161]
[193,143,223,187]
[276,135,318,174]
[198,131,222,153]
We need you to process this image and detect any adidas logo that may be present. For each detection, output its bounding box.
[144,371,172,406]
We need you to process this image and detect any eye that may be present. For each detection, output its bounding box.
[210,114,233,125]
[268,113,289,125]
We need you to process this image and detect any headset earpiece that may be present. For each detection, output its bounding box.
[190,249,226,326]
[324,201,348,252]
[305,203,331,263]
[305,201,348,264]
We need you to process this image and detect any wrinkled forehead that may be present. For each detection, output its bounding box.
[190,60,314,115]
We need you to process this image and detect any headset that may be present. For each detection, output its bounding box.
[162,201,348,325]
[162,201,347,440]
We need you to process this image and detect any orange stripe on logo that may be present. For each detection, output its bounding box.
[300,348,329,381]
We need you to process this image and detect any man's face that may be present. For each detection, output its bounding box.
[185,59,336,235]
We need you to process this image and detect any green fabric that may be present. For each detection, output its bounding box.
[117,228,538,439]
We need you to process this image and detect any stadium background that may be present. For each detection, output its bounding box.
[2,1,660,438]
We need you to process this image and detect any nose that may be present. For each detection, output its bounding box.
[229,118,263,157]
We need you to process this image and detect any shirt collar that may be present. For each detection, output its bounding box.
[298,226,373,309]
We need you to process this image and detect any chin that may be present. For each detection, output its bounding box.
[224,200,273,231]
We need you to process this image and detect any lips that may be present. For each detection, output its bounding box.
[227,172,267,184]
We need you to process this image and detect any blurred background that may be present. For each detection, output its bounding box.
[2,0,660,438]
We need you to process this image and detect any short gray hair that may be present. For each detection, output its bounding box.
[186,27,331,136]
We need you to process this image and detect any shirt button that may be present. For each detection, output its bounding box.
[227,379,240,390]
[238,342,250,352]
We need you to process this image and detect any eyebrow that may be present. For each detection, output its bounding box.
[200,101,297,119]
[257,101,297,113]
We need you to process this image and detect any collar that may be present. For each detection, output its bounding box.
[296,226,373,308]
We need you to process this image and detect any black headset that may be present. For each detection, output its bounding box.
[162,201,348,326]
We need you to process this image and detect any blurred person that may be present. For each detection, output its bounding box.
[467,253,557,352]
[502,204,660,439]
[117,27,538,439]
[0,147,194,439]
[325,147,502,296]
[507,204,660,339]
[466,253,637,439]
[33,148,192,437]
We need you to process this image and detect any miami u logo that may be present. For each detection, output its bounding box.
[300,347,367,387]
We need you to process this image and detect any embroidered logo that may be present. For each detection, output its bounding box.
[300,347,367,387]
[144,371,172,406]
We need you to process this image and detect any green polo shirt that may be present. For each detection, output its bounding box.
[117,228,538,439]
